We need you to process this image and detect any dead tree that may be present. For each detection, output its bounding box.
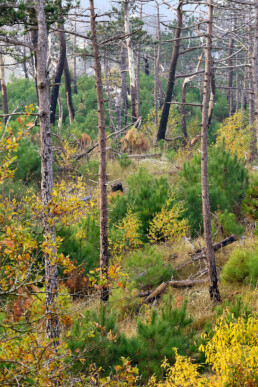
[252,3,258,154]
[0,52,8,124]
[35,0,60,345]
[123,0,139,123]
[201,0,221,303]
[63,56,75,123]
[156,0,183,141]
[90,0,109,302]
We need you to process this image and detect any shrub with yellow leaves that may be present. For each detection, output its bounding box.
[216,110,251,160]
[148,195,189,244]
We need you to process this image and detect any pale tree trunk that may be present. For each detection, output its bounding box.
[253,4,258,154]
[228,38,235,116]
[157,0,183,141]
[136,3,142,116]
[155,1,164,108]
[123,0,139,123]
[0,53,8,124]
[73,20,78,94]
[201,0,221,303]
[249,13,256,159]
[64,57,75,123]
[104,52,115,133]
[181,51,204,140]
[120,44,128,126]
[35,0,60,345]
[90,0,109,302]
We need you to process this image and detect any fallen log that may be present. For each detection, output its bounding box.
[143,279,208,304]
[176,235,237,270]
[128,153,162,159]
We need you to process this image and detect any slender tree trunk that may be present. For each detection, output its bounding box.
[120,45,128,126]
[181,52,203,140]
[208,62,215,128]
[154,44,159,128]
[23,41,29,79]
[253,4,258,153]
[157,1,183,141]
[156,1,164,107]
[50,12,66,125]
[73,20,78,94]
[201,0,221,303]
[228,38,235,116]
[0,53,8,124]
[63,57,75,123]
[249,16,256,159]
[35,0,60,346]
[104,52,115,133]
[123,0,139,123]
[30,28,39,102]
[136,3,142,116]
[90,0,109,302]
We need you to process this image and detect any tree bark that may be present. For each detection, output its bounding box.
[123,0,139,123]
[156,1,183,141]
[50,11,66,125]
[249,12,256,159]
[90,0,109,302]
[201,0,221,303]
[120,45,128,127]
[0,53,8,124]
[104,52,115,133]
[228,38,235,116]
[253,4,258,153]
[63,56,75,123]
[73,20,78,94]
[35,0,59,346]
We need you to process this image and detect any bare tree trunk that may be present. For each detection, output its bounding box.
[228,38,235,116]
[35,0,60,346]
[30,28,39,102]
[253,4,258,153]
[104,52,115,133]
[0,53,8,124]
[90,0,109,302]
[181,52,203,140]
[155,1,164,107]
[157,0,183,141]
[23,40,29,79]
[123,0,139,123]
[208,62,215,127]
[201,0,221,303]
[50,10,66,125]
[249,15,256,159]
[63,57,75,123]
[73,20,78,94]
[120,44,128,126]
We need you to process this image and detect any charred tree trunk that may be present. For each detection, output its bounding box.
[35,0,60,346]
[201,0,221,303]
[90,0,109,302]
[63,57,75,123]
[0,53,8,124]
[157,1,183,141]
[228,38,235,116]
[50,11,66,125]
[123,0,139,123]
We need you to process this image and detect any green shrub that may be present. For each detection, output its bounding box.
[109,168,169,239]
[125,245,175,289]
[221,242,258,286]
[118,153,132,169]
[166,149,176,163]
[68,306,126,374]
[242,172,258,221]
[124,299,196,380]
[216,295,252,323]
[179,143,248,234]
[14,138,41,182]
[212,210,244,237]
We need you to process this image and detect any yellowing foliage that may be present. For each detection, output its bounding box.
[109,209,143,260]
[120,128,149,153]
[216,111,251,159]
[148,195,189,244]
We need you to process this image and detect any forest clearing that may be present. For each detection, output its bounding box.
[0,0,257,385]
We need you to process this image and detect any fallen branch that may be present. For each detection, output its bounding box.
[143,279,208,304]
[176,235,237,270]
[128,153,162,159]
